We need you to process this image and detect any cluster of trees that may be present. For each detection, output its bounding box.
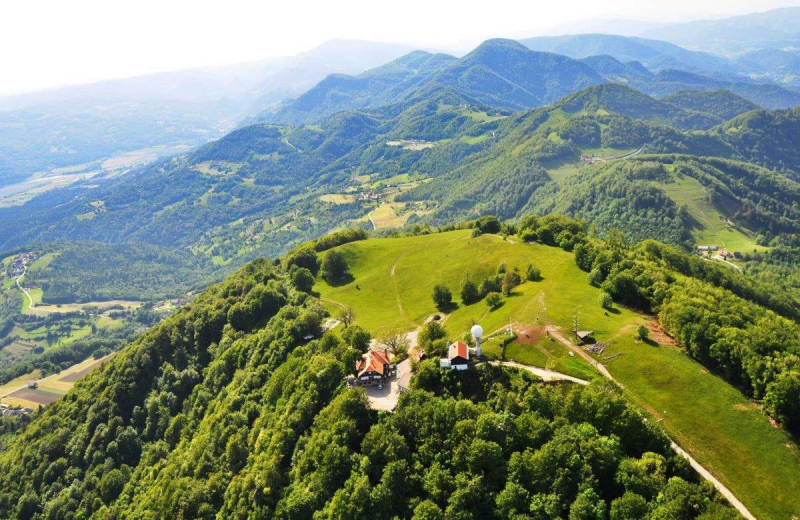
[741,244,800,303]
[459,265,528,308]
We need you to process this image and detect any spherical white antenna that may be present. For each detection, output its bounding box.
[471,324,483,339]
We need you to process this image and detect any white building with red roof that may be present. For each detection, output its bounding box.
[440,340,470,370]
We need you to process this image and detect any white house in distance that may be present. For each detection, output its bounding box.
[440,341,470,370]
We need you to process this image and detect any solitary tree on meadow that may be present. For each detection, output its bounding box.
[432,284,453,309]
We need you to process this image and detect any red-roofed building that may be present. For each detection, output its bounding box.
[348,348,396,386]
[440,341,470,370]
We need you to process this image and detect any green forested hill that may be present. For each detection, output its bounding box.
[3,80,799,266]
[712,107,800,176]
[258,51,457,125]
[551,83,722,129]
[662,90,760,121]
[430,39,604,110]
[526,155,800,248]
[262,39,604,125]
[0,232,752,520]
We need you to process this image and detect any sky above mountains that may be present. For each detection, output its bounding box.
[2,0,800,96]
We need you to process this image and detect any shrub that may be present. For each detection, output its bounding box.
[502,270,522,295]
[475,215,501,234]
[637,325,649,341]
[486,292,503,309]
[322,250,350,281]
[291,268,315,293]
[525,264,542,281]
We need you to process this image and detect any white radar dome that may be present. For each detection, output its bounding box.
[471,325,484,339]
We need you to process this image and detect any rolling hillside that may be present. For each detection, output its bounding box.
[0,39,417,188]
[317,227,800,519]
[528,155,800,250]
[0,234,756,520]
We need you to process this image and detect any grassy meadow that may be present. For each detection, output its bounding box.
[658,174,764,252]
[316,229,800,519]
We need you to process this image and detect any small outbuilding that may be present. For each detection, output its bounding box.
[440,341,470,370]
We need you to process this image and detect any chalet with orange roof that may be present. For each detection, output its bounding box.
[348,348,396,386]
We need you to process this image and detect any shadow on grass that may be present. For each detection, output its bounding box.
[641,337,659,347]
[488,301,506,311]
[324,274,355,287]
[437,302,459,314]
[604,307,621,315]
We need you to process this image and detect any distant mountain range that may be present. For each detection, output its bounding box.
[5,13,800,191]
[519,33,736,75]
[643,7,800,55]
[0,40,416,187]
[259,38,800,128]
[259,39,606,125]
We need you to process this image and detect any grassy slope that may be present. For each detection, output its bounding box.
[602,335,800,520]
[317,230,800,520]
[658,173,764,252]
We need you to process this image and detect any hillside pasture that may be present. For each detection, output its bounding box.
[316,229,800,519]
[658,174,764,252]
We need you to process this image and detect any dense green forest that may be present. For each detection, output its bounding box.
[24,242,219,303]
[0,234,746,519]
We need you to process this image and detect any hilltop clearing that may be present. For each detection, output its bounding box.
[316,226,800,519]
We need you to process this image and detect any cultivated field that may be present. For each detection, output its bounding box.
[0,354,114,409]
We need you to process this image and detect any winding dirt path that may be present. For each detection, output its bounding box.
[545,325,757,520]
[491,360,589,385]
[15,267,35,310]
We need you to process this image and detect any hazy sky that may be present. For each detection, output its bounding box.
[2,0,799,95]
